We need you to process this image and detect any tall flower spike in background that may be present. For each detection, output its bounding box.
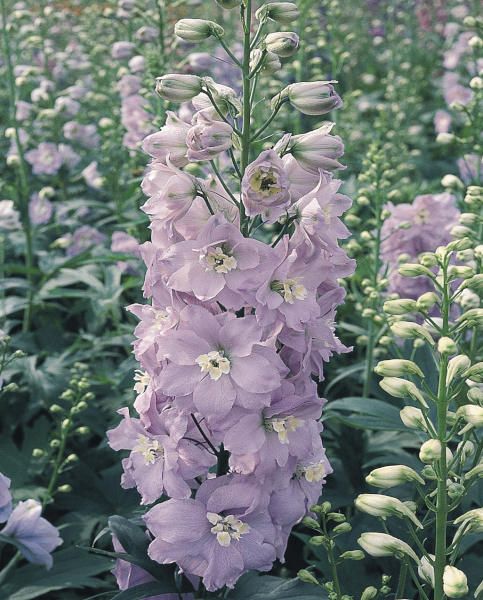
[108,0,353,594]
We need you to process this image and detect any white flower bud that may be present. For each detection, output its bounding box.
[390,321,435,345]
[443,566,469,598]
[457,440,475,461]
[436,132,455,144]
[448,265,475,281]
[282,80,342,115]
[155,74,203,102]
[465,362,483,383]
[375,359,424,378]
[419,439,453,464]
[398,263,435,278]
[441,174,464,189]
[400,406,427,431]
[250,49,281,74]
[380,377,428,408]
[418,554,435,587]
[361,587,378,600]
[446,355,471,386]
[255,2,300,24]
[355,494,422,528]
[357,532,418,562]
[366,465,424,488]
[438,337,458,355]
[416,292,439,311]
[453,508,483,545]
[457,404,483,427]
[463,463,483,481]
[265,31,300,57]
[467,386,483,404]
[458,289,480,310]
[175,19,224,42]
[383,298,418,315]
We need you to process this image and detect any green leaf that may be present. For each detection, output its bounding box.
[326,397,406,431]
[229,573,327,599]
[107,516,149,558]
[2,547,113,600]
[111,582,181,600]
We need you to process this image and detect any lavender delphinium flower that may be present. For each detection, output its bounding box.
[29,192,53,225]
[380,193,460,298]
[0,472,12,522]
[66,225,106,257]
[108,4,353,593]
[1,499,62,568]
[25,142,63,176]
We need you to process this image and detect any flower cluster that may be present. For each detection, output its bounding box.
[0,472,62,569]
[108,3,353,593]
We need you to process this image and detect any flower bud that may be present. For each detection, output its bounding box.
[464,362,483,383]
[215,0,241,7]
[340,550,365,560]
[436,132,455,144]
[448,266,474,281]
[390,321,434,345]
[375,359,424,378]
[457,404,483,427]
[446,355,471,386]
[155,74,202,102]
[174,19,224,42]
[361,587,378,600]
[333,522,352,534]
[457,440,475,461]
[58,484,72,493]
[383,298,418,315]
[32,448,45,458]
[357,532,418,562]
[467,386,483,404]
[366,465,424,488]
[441,174,464,189]
[302,516,320,529]
[458,273,483,294]
[419,439,452,464]
[443,566,468,598]
[419,252,437,267]
[380,377,428,408]
[355,494,422,528]
[400,406,427,431]
[297,569,319,585]
[256,2,300,24]
[283,81,342,115]
[398,263,435,278]
[418,554,435,587]
[250,49,281,74]
[437,337,458,355]
[264,31,299,57]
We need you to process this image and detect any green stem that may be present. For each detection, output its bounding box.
[239,0,253,236]
[395,562,408,599]
[321,517,342,599]
[1,0,34,332]
[434,260,450,600]
[0,551,21,586]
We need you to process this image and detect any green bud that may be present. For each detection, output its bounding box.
[437,337,458,355]
[464,362,483,383]
[265,31,299,57]
[49,404,64,414]
[390,321,434,345]
[155,74,203,102]
[421,465,437,480]
[302,516,320,529]
[398,263,434,278]
[419,252,437,267]
[340,550,365,561]
[32,448,45,458]
[419,439,453,464]
[361,586,378,600]
[383,299,418,315]
[446,355,471,386]
[297,569,319,585]
[75,426,90,436]
[375,359,424,378]
[309,535,326,546]
[366,464,424,488]
[58,484,72,493]
[255,2,300,24]
[380,377,428,408]
[175,19,224,42]
[333,522,352,534]
[327,512,346,523]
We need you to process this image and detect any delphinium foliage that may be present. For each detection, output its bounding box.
[104,0,354,597]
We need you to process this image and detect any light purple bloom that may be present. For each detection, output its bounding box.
[66,225,106,257]
[25,143,63,176]
[1,499,62,568]
[186,110,233,162]
[0,472,12,522]
[112,41,136,60]
[241,150,291,222]
[29,192,53,225]
[145,475,277,591]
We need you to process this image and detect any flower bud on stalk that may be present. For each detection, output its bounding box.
[446,355,471,386]
[361,587,378,600]
[383,298,418,315]
[340,550,365,561]
[398,263,435,278]
[264,31,299,57]
[443,566,469,598]
[155,74,203,102]
[464,362,483,383]
[418,554,435,587]
[375,359,424,378]
[355,494,423,528]
[175,19,224,42]
[390,321,434,345]
[357,532,418,562]
[256,2,300,24]
[457,404,483,427]
[280,81,343,115]
[366,465,424,488]
[380,377,428,408]
[400,406,427,430]
[250,49,281,74]
[437,337,457,355]
[419,439,453,464]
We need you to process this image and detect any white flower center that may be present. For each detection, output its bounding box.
[134,370,150,394]
[207,512,250,547]
[297,461,327,482]
[154,308,170,329]
[133,435,164,465]
[321,204,332,224]
[201,246,237,274]
[271,278,307,304]
[414,208,429,224]
[196,350,231,381]
[264,415,302,443]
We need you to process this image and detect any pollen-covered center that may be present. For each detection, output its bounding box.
[264,415,302,443]
[134,370,150,394]
[133,435,164,465]
[250,167,281,197]
[271,277,308,304]
[196,350,231,381]
[201,246,237,274]
[207,512,250,547]
[296,461,327,482]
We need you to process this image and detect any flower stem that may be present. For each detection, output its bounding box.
[239,0,253,235]
[0,551,21,586]
[433,260,450,600]
[1,0,34,332]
